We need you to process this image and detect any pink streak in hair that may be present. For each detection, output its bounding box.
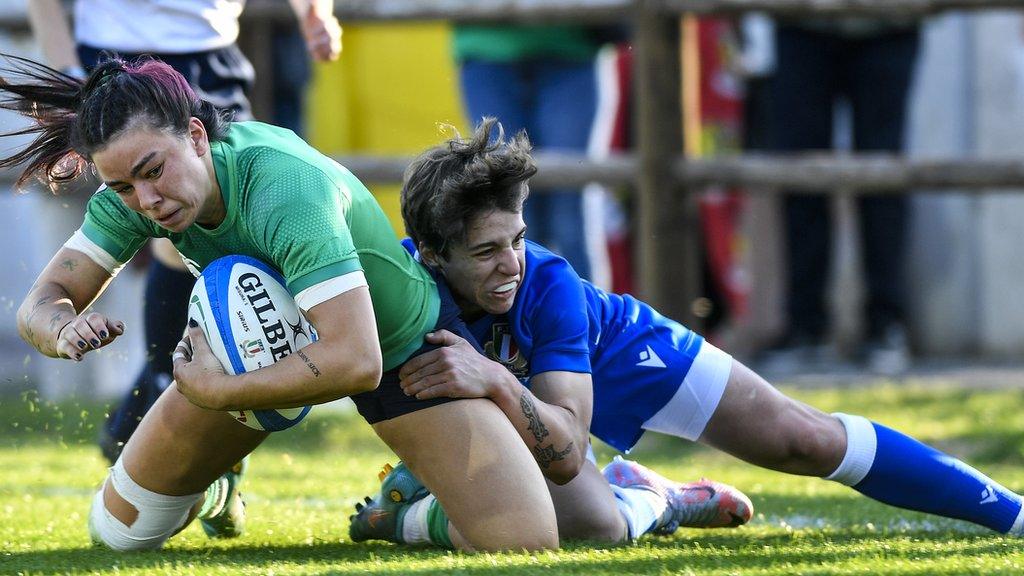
[125,59,197,101]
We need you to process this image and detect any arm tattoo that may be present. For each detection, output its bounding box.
[23,296,53,327]
[60,258,78,272]
[520,392,549,443]
[533,441,575,469]
[47,312,69,332]
[296,349,321,377]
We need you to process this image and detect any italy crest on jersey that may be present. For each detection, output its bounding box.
[483,323,529,378]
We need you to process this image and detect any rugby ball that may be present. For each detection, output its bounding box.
[187,255,317,431]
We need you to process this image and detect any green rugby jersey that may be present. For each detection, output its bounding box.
[76,121,438,370]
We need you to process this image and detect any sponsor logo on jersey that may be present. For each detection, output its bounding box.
[637,345,666,368]
[483,323,529,378]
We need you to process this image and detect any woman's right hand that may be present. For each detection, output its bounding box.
[55,312,124,361]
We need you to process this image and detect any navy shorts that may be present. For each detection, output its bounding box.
[77,43,255,120]
[350,273,482,424]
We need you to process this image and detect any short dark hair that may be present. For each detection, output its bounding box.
[0,54,229,190]
[401,117,536,258]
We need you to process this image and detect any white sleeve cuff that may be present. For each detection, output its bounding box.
[294,270,368,312]
[63,230,126,277]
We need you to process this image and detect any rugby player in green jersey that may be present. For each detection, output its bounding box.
[3,55,557,551]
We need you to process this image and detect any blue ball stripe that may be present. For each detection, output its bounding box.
[199,255,312,431]
[206,262,246,376]
[254,406,312,430]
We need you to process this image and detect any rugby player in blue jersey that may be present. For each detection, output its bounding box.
[350,118,1024,546]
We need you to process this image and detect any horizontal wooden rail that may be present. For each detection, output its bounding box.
[333,152,637,188]
[678,154,1024,192]
[238,0,1024,22]
[2,154,1021,192]
[335,152,1024,192]
[659,0,1024,17]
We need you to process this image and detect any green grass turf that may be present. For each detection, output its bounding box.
[3,383,1024,575]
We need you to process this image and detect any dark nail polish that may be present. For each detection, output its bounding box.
[90,339,99,347]
[188,318,198,328]
[77,340,86,349]
[99,331,107,339]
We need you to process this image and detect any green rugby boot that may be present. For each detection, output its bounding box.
[348,462,430,543]
[199,456,248,539]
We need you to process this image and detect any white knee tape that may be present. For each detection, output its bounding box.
[88,458,204,551]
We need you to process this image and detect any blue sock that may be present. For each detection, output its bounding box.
[609,484,666,539]
[827,413,1024,534]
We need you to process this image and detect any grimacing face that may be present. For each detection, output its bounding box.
[92,117,223,232]
[426,209,527,319]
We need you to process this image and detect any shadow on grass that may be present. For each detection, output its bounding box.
[4,530,1015,576]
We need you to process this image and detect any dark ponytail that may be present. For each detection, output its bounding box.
[0,54,87,189]
[0,54,229,191]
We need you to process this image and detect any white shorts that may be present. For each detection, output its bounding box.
[640,340,733,442]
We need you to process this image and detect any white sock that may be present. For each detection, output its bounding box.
[610,485,668,538]
[824,413,877,486]
[401,494,434,544]
[198,477,228,519]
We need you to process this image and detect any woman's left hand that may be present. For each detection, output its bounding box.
[398,330,506,400]
[172,320,231,410]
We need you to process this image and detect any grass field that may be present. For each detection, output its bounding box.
[3,383,1024,575]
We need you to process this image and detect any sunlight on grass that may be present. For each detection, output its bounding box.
[3,384,1024,574]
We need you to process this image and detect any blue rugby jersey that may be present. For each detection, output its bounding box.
[404,239,705,451]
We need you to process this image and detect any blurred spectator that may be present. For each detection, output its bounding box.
[452,24,608,279]
[756,16,921,375]
[271,27,312,136]
[28,0,341,463]
[689,18,750,342]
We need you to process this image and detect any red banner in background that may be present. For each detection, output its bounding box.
[697,19,749,329]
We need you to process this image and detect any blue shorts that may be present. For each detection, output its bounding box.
[589,297,734,452]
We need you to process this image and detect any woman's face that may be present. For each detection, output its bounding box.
[92,117,222,232]
[427,209,527,318]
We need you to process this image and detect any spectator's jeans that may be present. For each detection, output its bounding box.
[461,59,597,280]
[770,26,920,339]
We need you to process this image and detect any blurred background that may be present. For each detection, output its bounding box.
[3,0,1024,403]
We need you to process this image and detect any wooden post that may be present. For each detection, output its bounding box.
[633,2,701,327]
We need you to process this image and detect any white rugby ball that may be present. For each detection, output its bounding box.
[187,255,317,431]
